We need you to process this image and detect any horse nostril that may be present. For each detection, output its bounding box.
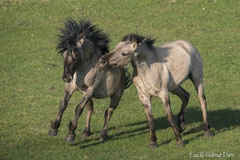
[62,75,72,83]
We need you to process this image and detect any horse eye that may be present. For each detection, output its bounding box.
[122,52,128,56]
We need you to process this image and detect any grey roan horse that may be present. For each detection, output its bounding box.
[49,19,132,144]
[101,34,213,147]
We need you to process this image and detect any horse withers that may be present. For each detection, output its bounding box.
[101,34,213,147]
[49,19,132,144]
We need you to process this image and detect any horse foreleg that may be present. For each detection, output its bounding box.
[160,92,184,146]
[49,84,75,136]
[81,99,94,137]
[140,95,157,148]
[134,77,157,148]
[66,88,94,144]
[171,87,190,133]
[143,103,157,148]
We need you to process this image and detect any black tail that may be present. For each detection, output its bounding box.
[124,69,133,89]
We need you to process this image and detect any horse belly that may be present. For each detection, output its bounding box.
[92,68,122,99]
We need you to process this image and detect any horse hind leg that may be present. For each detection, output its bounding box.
[190,74,213,137]
[171,87,190,133]
[100,89,123,142]
[49,85,75,136]
[99,106,115,142]
[81,99,94,137]
[159,92,184,146]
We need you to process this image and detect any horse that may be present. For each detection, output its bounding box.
[101,34,213,147]
[49,19,132,144]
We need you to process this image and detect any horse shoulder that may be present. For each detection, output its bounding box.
[133,62,166,97]
[133,75,148,97]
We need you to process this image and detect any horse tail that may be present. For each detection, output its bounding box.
[124,69,133,89]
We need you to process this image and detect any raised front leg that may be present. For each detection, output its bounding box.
[66,87,94,144]
[49,84,75,136]
[159,92,184,146]
[81,99,94,137]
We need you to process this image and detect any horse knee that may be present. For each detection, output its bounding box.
[180,89,190,104]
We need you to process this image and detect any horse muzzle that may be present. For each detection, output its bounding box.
[62,74,73,83]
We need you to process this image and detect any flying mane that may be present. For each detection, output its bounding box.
[57,18,110,54]
[122,33,155,50]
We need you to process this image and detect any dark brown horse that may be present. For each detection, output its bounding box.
[49,19,132,144]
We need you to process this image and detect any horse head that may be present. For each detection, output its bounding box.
[57,19,109,83]
[102,34,155,68]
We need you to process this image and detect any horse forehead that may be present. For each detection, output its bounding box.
[62,51,73,62]
[115,42,130,52]
[115,42,125,48]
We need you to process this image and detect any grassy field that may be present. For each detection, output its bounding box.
[0,0,240,159]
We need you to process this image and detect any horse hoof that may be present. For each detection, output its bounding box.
[66,135,75,145]
[149,142,158,148]
[100,134,109,142]
[81,131,90,138]
[48,129,58,136]
[204,131,213,137]
[176,140,185,146]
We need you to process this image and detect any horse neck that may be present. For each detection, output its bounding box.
[76,47,105,82]
[132,46,156,75]
[78,47,102,69]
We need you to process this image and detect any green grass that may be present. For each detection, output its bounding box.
[0,0,240,159]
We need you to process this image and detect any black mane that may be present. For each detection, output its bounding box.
[122,33,155,49]
[57,18,110,54]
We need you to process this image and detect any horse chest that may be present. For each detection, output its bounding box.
[134,63,171,97]
[134,74,163,97]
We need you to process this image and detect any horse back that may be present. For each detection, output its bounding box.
[156,40,203,89]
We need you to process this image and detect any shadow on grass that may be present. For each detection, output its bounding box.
[77,107,240,148]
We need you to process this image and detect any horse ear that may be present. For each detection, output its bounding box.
[132,42,138,51]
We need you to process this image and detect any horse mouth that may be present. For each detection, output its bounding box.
[108,62,119,67]
[63,78,72,83]
[62,75,73,83]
